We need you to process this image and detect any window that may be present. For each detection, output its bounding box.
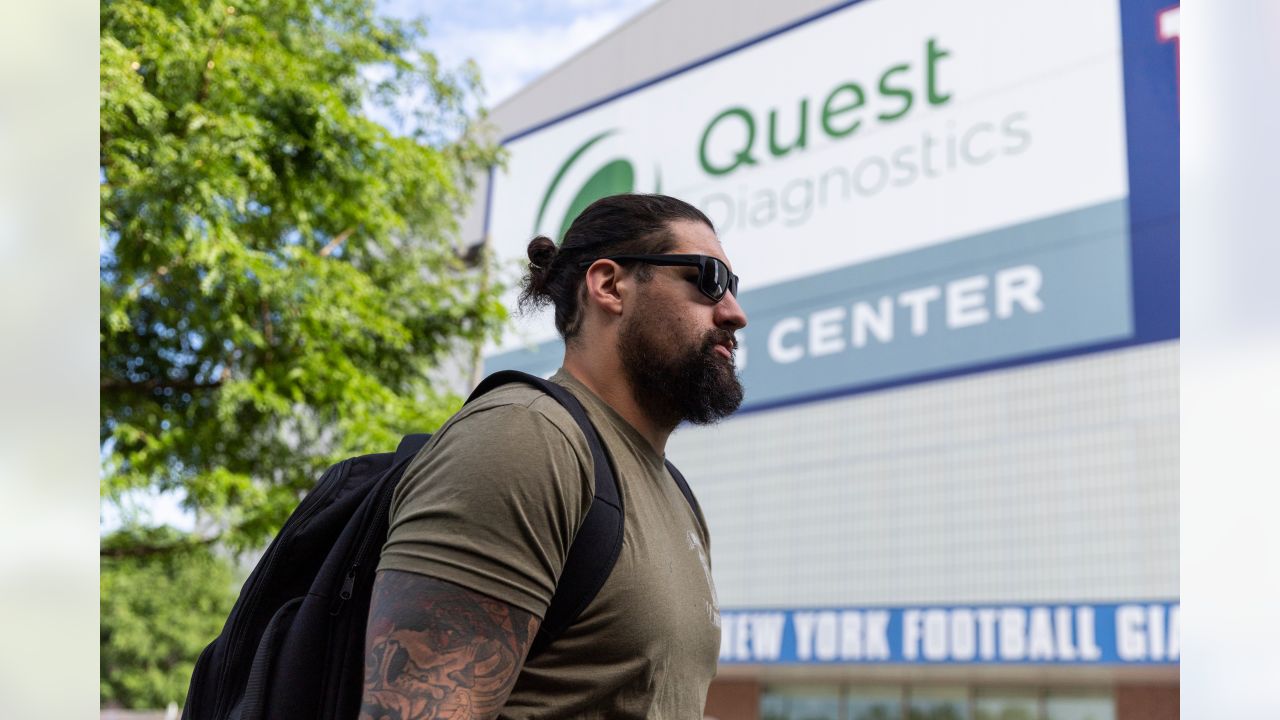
[974,689,1039,720]
[1045,693,1114,720]
[757,683,1116,720]
[846,685,904,720]
[762,685,842,720]
[908,686,969,720]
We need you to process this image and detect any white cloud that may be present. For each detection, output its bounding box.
[394,0,659,105]
[101,487,196,535]
[435,12,634,103]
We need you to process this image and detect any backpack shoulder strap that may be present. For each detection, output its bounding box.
[393,433,431,468]
[664,460,702,520]
[467,370,623,656]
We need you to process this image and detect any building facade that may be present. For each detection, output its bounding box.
[470,1,1180,718]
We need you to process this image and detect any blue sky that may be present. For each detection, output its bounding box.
[378,0,659,106]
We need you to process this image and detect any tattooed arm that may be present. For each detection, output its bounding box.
[359,569,540,720]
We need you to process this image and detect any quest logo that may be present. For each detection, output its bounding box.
[532,129,661,240]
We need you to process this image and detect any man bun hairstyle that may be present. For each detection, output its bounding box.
[519,193,714,342]
[523,234,560,293]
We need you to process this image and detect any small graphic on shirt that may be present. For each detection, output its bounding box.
[688,531,721,628]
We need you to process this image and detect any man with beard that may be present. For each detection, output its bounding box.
[361,194,746,720]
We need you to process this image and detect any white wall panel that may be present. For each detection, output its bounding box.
[667,341,1178,608]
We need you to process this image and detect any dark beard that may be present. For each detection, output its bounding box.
[619,319,745,429]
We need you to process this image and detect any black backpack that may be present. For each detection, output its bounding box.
[181,370,700,720]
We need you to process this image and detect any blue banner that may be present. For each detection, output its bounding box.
[729,200,1132,409]
[719,600,1179,665]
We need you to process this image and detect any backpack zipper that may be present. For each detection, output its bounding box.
[329,478,397,616]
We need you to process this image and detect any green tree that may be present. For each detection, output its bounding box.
[101,0,504,706]
[100,0,505,551]
[101,527,240,708]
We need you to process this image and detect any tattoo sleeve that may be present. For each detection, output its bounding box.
[359,569,540,720]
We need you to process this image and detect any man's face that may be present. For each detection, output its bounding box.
[617,220,749,427]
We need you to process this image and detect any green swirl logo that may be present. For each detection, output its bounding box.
[533,129,661,240]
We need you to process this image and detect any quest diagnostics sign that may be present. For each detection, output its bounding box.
[485,0,1179,408]
[719,601,1180,666]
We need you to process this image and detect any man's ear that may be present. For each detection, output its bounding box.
[582,260,626,318]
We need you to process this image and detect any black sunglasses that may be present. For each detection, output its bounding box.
[579,254,740,303]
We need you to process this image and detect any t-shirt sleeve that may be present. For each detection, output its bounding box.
[377,398,594,619]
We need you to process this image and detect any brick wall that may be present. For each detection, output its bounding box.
[704,678,761,720]
[1116,683,1179,720]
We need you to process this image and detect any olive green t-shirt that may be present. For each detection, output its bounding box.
[378,370,721,719]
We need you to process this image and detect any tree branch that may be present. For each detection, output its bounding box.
[124,264,171,302]
[196,9,232,105]
[319,227,354,257]
[261,299,274,363]
[100,534,221,559]
[100,377,225,393]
